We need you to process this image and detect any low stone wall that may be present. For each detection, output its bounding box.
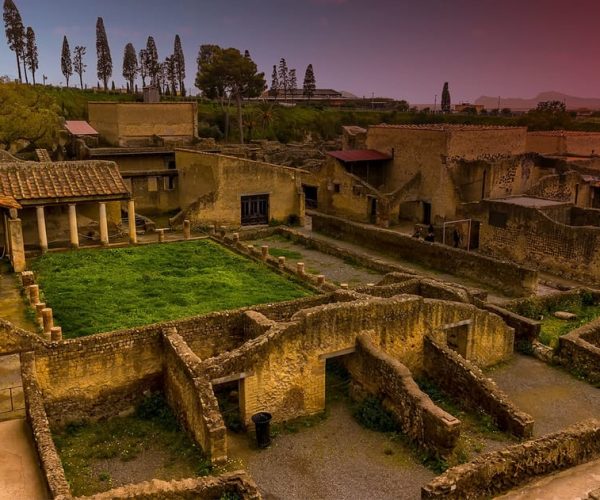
[77,471,261,499]
[310,212,538,297]
[482,303,541,347]
[21,352,70,499]
[163,329,227,465]
[557,318,600,385]
[422,419,600,499]
[348,335,460,457]
[423,337,534,438]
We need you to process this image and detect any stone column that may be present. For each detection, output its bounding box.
[99,202,109,246]
[7,218,26,272]
[68,204,79,248]
[183,220,191,240]
[128,200,137,245]
[36,206,48,253]
[42,308,54,335]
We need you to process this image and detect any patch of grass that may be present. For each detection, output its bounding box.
[53,393,211,497]
[267,247,303,260]
[539,304,600,349]
[30,240,312,337]
[353,396,397,433]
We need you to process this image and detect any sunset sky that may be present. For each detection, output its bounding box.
[1,0,599,103]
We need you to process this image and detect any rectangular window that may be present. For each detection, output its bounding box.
[163,176,176,191]
[489,210,508,228]
[241,194,269,226]
[148,177,158,192]
[333,183,341,193]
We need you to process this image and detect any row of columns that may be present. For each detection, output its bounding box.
[35,200,137,252]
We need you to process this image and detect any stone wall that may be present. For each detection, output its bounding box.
[481,303,541,347]
[311,211,538,296]
[77,471,261,500]
[176,149,305,227]
[163,329,227,464]
[479,200,600,284]
[422,419,600,499]
[557,318,600,385]
[21,352,70,499]
[348,334,460,457]
[422,337,534,438]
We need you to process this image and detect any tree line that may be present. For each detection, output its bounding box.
[269,59,316,100]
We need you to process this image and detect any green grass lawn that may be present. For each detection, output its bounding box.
[539,304,600,349]
[31,240,312,338]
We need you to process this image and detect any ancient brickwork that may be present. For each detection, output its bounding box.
[482,303,541,346]
[423,337,533,438]
[163,329,227,464]
[311,212,538,296]
[557,318,600,385]
[348,335,460,456]
[21,352,70,499]
[75,471,261,500]
[422,419,600,499]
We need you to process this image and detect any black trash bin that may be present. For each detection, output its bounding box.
[251,412,272,449]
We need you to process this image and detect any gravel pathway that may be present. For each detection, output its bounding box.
[487,354,600,436]
[227,403,434,500]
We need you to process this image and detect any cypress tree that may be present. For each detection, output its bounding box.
[278,58,288,100]
[303,64,316,100]
[73,46,87,89]
[61,35,72,87]
[146,36,159,87]
[25,26,37,84]
[3,0,25,82]
[288,68,297,101]
[96,17,112,90]
[122,42,138,93]
[139,49,148,87]
[173,34,186,96]
[441,82,451,113]
[270,65,278,96]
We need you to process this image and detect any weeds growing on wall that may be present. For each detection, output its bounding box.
[30,240,312,337]
[53,393,211,497]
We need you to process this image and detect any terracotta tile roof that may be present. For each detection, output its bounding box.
[328,149,392,162]
[0,195,21,209]
[65,120,99,136]
[0,161,130,204]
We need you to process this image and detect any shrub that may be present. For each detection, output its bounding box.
[353,396,397,432]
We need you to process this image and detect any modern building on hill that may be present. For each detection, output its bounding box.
[261,88,345,101]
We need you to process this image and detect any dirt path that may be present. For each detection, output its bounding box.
[0,419,48,500]
[226,402,434,500]
[499,458,600,500]
[487,354,600,436]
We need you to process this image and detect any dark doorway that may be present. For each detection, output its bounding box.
[241,194,269,226]
[423,202,432,225]
[444,323,470,358]
[481,170,487,200]
[593,187,600,209]
[213,380,243,433]
[303,185,318,209]
[369,197,377,224]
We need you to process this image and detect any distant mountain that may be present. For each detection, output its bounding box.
[475,92,600,111]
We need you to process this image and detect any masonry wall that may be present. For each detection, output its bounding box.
[526,133,565,155]
[347,335,461,456]
[526,171,592,207]
[557,318,600,385]
[479,201,600,284]
[311,212,538,296]
[88,102,198,147]
[423,337,533,438]
[422,419,600,499]
[446,128,527,159]
[122,171,180,214]
[176,150,304,226]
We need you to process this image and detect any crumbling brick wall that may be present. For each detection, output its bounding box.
[557,318,600,385]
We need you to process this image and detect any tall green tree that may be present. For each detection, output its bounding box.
[303,64,316,100]
[441,82,451,113]
[288,68,297,102]
[73,46,86,89]
[146,36,160,87]
[122,42,138,93]
[25,26,37,84]
[173,34,186,95]
[270,65,278,96]
[278,58,288,100]
[196,46,266,144]
[96,17,112,90]
[3,0,25,82]
[61,36,72,87]
[139,49,148,87]
[165,55,177,95]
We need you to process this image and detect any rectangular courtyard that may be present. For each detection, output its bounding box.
[30,239,313,338]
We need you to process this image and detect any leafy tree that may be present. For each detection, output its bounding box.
[96,17,112,90]
[441,82,451,113]
[303,64,316,100]
[278,58,288,100]
[270,65,278,96]
[73,46,86,89]
[61,36,72,87]
[111,80,115,91]
[122,42,138,93]
[25,26,37,84]
[0,82,61,150]
[165,54,177,95]
[173,34,185,96]
[536,100,566,113]
[3,0,25,82]
[195,45,266,144]
[139,49,148,87]
[146,36,160,87]
[288,68,297,102]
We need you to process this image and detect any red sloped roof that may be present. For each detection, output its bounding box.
[327,149,392,162]
[65,121,99,136]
